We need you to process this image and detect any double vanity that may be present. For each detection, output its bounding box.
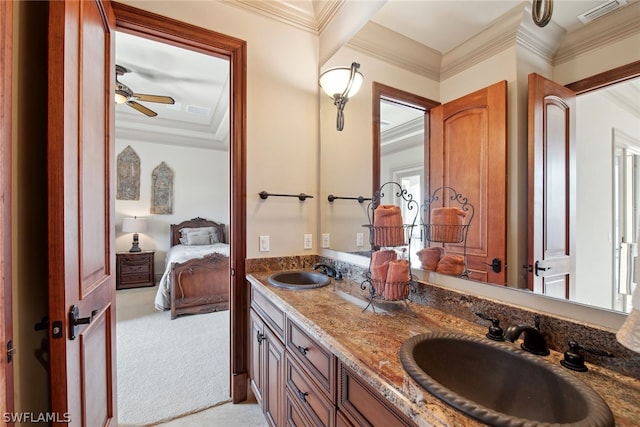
[246,256,640,427]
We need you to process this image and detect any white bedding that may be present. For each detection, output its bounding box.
[154,243,230,311]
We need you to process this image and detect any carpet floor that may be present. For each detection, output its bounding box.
[116,286,230,426]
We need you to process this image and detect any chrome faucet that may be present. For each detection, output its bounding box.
[504,317,549,356]
[312,263,343,280]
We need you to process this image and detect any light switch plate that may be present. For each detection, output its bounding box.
[304,234,312,249]
[321,233,330,248]
[259,235,270,252]
[356,232,364,247]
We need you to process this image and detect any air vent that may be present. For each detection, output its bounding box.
[186,104,211,116]
[578,0,627,23]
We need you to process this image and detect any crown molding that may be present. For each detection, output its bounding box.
[381,117,424,155]
[554,1,640,65]
[348,21,441,81]
[222,0,323,33]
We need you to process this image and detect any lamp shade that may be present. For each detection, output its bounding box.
[319,65,363,98]
[122,217,147,233]
[616,283,640,353]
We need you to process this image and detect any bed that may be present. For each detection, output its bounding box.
[154,217,230,319]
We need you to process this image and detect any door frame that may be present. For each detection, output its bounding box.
[0,0,14,417]
[111,2,248,402]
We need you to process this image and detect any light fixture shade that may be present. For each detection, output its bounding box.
[319,66,363,98]
[114,91,128,104]
[122,216,147,233]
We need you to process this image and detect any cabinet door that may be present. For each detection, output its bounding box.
[250,309,265,406]
[338,362,416,427]
[264,324,285,427]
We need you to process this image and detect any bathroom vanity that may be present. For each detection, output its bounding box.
[247,264,640,427]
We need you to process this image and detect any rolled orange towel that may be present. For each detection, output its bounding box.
[435,254,465,276]
[384,259,411,300]
[372,249,397,267]
[373,205,404,246]
[430,207,466,242]
[370,262,390,296]
[417,246,444,271]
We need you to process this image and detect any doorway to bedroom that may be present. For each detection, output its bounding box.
[113,30,233,425]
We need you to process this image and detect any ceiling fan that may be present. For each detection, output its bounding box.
[115,64,175,117]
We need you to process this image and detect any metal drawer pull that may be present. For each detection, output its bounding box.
[296,344,309,356]
[297,389,309,403]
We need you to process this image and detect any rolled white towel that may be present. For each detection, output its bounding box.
[616,284,640,353]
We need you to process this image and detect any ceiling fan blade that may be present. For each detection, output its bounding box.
[127,101,158,117]
[133,93,175,104]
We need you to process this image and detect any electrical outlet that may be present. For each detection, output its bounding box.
[321,233,330,248]
[356,232,364,247]
[304,234,312,249]
[259,235,270,252]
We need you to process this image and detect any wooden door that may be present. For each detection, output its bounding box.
[527,73,576,298]
[48,1,117,425]
[430,81,508,285]
[1,0,14,419]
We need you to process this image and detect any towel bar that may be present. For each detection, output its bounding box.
[327,194,371,203]
[259,191,313,201]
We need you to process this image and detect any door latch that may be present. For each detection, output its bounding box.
[486,258,502,273]
[6,340,15,363]
[69,305,98,340]
[534,261,551,276]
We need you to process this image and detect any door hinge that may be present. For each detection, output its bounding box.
[6,340,15,363]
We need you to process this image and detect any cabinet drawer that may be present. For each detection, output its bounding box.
[286,354,335,427]
[338,362,416,427]
[120,263,150,274]
[120,255,151,266]
[251,285,286,341]
[120,273,152,284]
[287,319,335,399]
[285,389,314,427]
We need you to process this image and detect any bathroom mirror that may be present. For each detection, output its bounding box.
[319,1,640,321]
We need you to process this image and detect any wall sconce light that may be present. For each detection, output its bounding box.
[122,216,147,252]
[319,62,363,131]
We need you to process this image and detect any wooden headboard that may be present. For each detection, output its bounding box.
[170,217,226,246]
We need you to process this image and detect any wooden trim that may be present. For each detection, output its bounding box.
[372,82,440,197]
[565,60,640,94]
[0,0,14,417]
[111,1,248,402]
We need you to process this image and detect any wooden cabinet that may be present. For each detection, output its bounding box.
[250,286,287,427]
[338,362,416,427]
[116,251,154,290]
[250,282,414,427]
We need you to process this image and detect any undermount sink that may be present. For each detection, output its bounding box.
[400,333,614,427]
[267,270,330,289]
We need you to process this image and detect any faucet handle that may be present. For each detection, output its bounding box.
[475,313,505,341]
[560,340,614,372]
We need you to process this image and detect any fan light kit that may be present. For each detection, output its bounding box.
[115,64,175,117]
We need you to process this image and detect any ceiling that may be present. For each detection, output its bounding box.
[115,0,639,149]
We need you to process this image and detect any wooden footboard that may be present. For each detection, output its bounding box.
[170,252,230,319]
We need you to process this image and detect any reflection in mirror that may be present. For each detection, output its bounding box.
[320,2,640,324]
[373,83,439,264]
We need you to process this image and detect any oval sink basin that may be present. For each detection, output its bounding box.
[400,333,614,427]
[267,270,330,290]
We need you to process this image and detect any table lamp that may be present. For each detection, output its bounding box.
[122,216,147,252]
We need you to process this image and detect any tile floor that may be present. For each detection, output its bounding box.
[153,397,267,426]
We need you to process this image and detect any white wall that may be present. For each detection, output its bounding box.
[575,88,640,309]
[320,45,438,253]
[114,138,228,277]
[122,0,320,258]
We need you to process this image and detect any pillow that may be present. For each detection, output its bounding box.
[180,230,212,246]
[178,226,223,245]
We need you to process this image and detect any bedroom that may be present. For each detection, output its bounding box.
[114,31,232,424]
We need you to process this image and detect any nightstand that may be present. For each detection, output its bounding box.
[116,251,155,290]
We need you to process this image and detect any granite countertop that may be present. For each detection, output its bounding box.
[247,272,640,427]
